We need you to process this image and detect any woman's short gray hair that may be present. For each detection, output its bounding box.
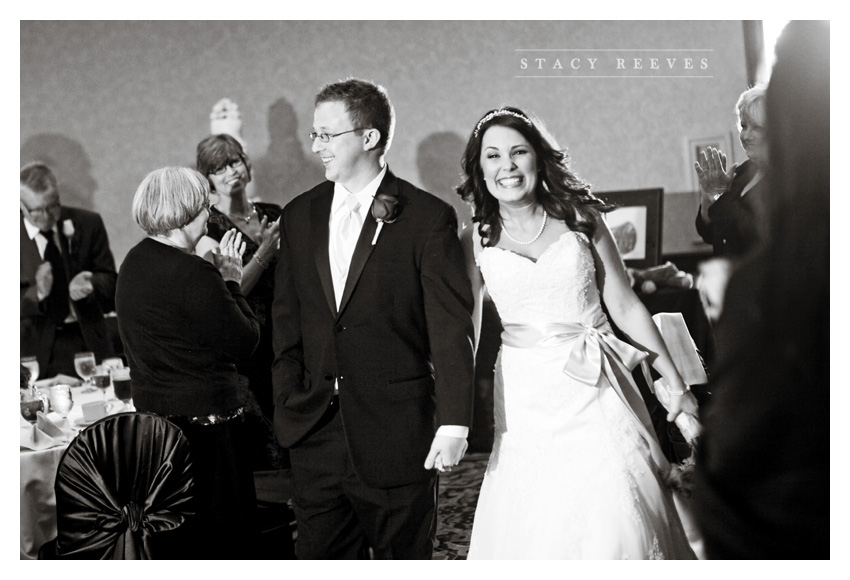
[132,167,209,236]
[736,84,767,127]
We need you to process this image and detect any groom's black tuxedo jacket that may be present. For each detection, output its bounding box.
[272,170,475,488]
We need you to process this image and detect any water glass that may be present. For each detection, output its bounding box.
[74,352,97,390]
[48,385,74,418]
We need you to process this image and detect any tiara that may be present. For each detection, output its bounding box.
[474,109,533,137]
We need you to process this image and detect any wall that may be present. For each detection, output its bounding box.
[21,21,750,265]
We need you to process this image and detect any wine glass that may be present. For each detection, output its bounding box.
[74,351,97,392]
[20,356,40,386]
[112,367,133,404]
[48,385,74,419]
[91,364,112,401]
[20,390,45,424]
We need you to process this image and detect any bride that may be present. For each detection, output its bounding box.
[457,107,697,559]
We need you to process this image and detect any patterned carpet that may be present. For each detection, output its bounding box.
[432,452,489,560]
[254,452,490,560]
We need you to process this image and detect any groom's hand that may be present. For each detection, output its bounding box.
[424,435,468,472]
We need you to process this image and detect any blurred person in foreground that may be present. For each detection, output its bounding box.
[20,161,118,377]
[693,20,829,559]
[116,167,259,558]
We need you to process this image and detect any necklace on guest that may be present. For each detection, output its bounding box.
[501,210,548,245]
[228,203,256,224]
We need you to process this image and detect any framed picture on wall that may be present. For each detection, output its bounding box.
[686,133,735,192]
[597,188,663,269]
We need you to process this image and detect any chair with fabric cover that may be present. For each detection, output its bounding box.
[40,412,195,559]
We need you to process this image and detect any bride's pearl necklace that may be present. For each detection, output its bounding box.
[501,210,548,245]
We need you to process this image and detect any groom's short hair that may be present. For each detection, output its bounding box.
[315,78,395,155]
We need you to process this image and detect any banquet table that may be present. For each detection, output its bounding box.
[20,379,132,560]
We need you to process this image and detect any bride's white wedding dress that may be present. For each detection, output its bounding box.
[467,231,695,559]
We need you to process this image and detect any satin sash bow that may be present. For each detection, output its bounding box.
[501,317,670,473]
[501,319,648,387]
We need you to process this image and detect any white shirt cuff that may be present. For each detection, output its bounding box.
[436,425,469,438]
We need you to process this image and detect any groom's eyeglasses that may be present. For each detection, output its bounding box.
[308,128,368,143]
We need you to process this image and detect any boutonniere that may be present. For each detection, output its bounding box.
[370,192,400,245]
[62,219,76,253]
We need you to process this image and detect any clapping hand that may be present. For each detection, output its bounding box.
[255,215,281,262]
[35,262,53,300]
[68,271,94,301]
[214,229,247,284]
[694,147,735,202]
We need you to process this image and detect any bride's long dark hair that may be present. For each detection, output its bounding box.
[455,106,611,247]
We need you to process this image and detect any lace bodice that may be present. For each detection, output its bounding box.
[477,231,604,326]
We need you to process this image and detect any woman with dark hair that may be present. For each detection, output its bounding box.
[195,134,283,469]
[458,107,696,559]
[116,166,259,558]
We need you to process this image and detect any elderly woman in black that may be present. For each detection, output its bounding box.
[194,135,282,470]
[694,85,769,259]
[116,166,259,558]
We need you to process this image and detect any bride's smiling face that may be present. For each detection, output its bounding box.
[480,125,538,205]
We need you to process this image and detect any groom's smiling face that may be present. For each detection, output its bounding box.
[312,100,371,191]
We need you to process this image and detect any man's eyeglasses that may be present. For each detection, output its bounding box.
[211,159,245,176]
[308,128,367,143]
[22,201,60,217]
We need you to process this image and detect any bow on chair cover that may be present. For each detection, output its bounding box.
[53,412,195,559]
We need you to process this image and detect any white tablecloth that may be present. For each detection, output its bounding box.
[20,382,131,559]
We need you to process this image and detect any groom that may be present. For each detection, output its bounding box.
[271,78,475,559]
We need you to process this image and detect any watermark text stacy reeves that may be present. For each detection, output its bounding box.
[517,49,713,78]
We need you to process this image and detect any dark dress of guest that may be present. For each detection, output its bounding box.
[116,166,260,559]
[694,86,769,259]
[195,134,283,470]
[693,20,829,559]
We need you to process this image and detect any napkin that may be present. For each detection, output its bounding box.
[651,312,708,386]
[20,411,74,451]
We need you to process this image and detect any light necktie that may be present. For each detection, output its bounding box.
[332,194,363,292]
[41,229,70,323]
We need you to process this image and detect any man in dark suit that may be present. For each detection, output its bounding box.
[20,161,117,377]
[271,79,475,559]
